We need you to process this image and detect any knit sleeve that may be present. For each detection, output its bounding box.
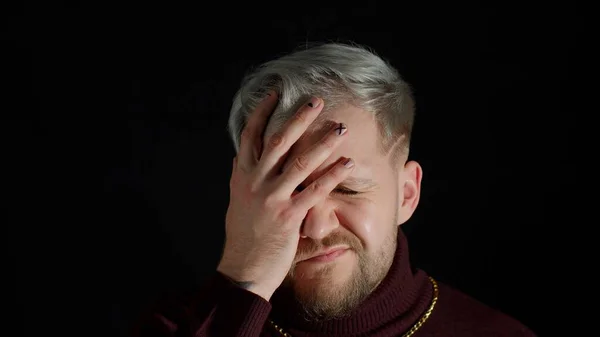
[131,271,272,337]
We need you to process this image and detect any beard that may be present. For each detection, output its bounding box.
[280,225,398,322]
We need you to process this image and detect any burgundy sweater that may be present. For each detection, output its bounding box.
[133,231,536,337]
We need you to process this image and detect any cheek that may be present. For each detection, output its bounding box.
[336,200,387,250]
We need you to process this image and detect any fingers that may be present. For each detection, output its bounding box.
[290,157,355,211]
[255,96,324,178]
[276,122,349,194]
[238,91,279,170]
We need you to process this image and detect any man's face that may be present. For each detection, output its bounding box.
[267,104,422,321]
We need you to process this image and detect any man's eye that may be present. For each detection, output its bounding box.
[295,186,359,195]
[333,188,359,195]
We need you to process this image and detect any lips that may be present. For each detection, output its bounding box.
[302,247,349,262]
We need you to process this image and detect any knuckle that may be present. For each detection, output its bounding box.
[309,180,326,194]
[248,180,260,193]
[293,156,309,172]
[268,133,284,149]
[230,169,246,184]
[279,207,299,224]
[292,110,308,123]
[263,193,280,209]
[235,162,252,175]
[240,128,253,143]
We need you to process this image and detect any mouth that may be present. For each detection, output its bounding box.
[300,247,350,263]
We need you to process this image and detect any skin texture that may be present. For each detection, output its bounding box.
[218,93,422,321]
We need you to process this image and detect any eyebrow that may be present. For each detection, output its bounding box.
[339,177,378,189]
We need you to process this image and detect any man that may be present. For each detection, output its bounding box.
[133,43,536,336]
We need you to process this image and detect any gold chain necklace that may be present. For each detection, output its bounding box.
[268,276,439,337]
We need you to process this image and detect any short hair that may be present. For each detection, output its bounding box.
[227,42,415,166]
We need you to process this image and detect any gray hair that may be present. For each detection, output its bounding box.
[227,42,415,163]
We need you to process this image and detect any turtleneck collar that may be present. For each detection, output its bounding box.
[269,229,432,336]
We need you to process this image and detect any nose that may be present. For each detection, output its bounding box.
[300,202,339,240]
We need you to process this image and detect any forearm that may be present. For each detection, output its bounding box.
[132,272,272,337]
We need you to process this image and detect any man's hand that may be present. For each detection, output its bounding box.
[217,92,354,301]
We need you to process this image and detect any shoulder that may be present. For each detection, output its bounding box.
[419,280,537,337]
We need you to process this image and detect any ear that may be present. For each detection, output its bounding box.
[396,160,423,225]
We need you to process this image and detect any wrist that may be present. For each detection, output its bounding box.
[216,267,275,301]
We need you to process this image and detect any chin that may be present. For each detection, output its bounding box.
[289,261,369,321]
[280,249,391,321]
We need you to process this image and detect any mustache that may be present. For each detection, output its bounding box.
[294,231,361,262]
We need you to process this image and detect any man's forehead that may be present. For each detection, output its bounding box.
[302,118,340,141]
[290,119,383,169]
[265,104,385,162]
[289,117,352,155]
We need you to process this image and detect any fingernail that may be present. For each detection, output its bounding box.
[343,158,354,168]
[334,122,347,136]
[307,97,321,108]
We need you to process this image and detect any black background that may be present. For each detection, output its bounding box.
[5,1,584,336]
